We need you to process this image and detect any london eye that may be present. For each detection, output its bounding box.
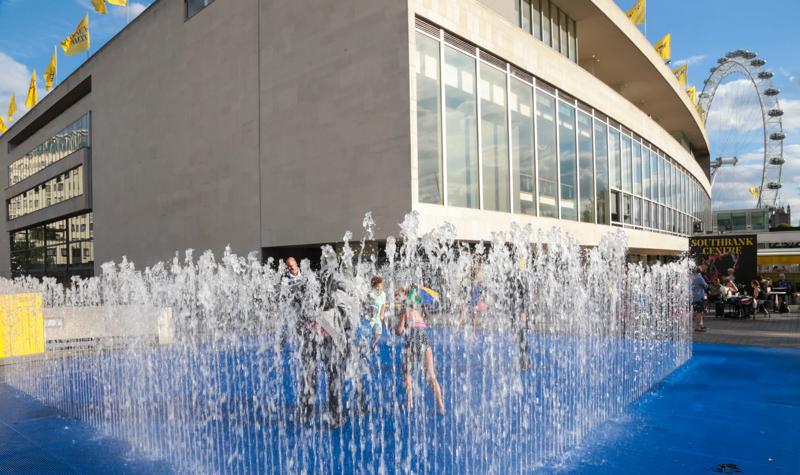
[699,50,785,209]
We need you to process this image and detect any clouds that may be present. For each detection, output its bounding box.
[712,143,800,224]
[0,51,40,126]
[672,55,706,67]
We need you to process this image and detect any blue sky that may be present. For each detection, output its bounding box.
[0,0,797,223]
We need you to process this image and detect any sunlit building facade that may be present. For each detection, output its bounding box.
[0,0,711,280]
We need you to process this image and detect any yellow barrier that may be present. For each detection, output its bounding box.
[0,293,44,358]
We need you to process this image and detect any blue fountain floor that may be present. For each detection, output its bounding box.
[1,342,798,474]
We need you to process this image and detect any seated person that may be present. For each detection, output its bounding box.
[707,277,723,302]
[750,280,769,316]
[724,277,739,295]
[773,273,794,305]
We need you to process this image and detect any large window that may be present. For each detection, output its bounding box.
[593,120,609,225]
[510,78,536,215]
[621,134,632,193]
[480,64,510,212]
[10,212,94,282]
[558,100,577,220]
[7,167,84,220]
[633,141,642,196]
[9,113,90,186]
[609,128,621,190]
[577,111,594,223]
[642,146,651,199]
[415,33,443,204]
[536,90,558,218]
[444,46,479,209]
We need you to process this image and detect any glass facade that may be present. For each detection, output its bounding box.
[10,212,94,281]
[9,113,90,186]
[514,0,577,63]
[7,166,84,220]
[414,22,710,237]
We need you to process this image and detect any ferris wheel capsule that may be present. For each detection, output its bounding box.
[769,157,785,165]
[768,109,784,117]
[767,182,782,190]
[751,58,766,67]
[770,132,786,141]
[764,88,780,96]
[742,51,757,59]
[758,71,774,79]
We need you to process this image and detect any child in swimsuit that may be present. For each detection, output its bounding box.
[395,284,445,414]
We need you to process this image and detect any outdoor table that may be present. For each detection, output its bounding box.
[770,290,787,311]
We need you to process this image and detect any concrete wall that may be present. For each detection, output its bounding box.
[89,0,262,268]
[258,0,413,246]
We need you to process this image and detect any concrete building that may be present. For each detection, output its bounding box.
[0,0,712,280]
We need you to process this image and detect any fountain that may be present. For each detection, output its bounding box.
[0,212,692,473]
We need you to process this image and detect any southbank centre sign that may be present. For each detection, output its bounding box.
[689,235,758,286]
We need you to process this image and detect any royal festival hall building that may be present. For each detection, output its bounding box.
[0,0,711,280]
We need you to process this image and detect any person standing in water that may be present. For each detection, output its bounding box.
[367,276,387,349]
[395,283,445,414]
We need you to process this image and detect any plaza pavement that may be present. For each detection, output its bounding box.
[694,307,800,348]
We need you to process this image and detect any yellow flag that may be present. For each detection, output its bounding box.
[686,85,697,104]
[748,186,760,199]
[91,0,107,14]
[7,93,16,121]
[44,48,57,91]
[61,15,90,57]
[626,0,645,25]
[654,33,671,61]
[0,116,6,134]
[107,0,127,5]
[25,70,37,109]
[672,64,687,87]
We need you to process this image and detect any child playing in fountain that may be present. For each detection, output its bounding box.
[367,276,387,349]
[395,283,445,414]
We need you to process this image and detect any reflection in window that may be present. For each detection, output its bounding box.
[510,78,536,215]
[542,0,551,46]
[9,211,94,281]
[633,142,642,196]
[9,114,90,186]
[536,90,558,218]
[609,128,621,189]
[621,134,632,193]
[594,120,609,225]
[415,33,443,204]
[558,101,577,220]
[577,112,594,223]
[7,166,84,220]
[610,190,620,223]
[480,64,510,212]
[623,195,631,224]
[642,147,651,199]
[444,46,479,209]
